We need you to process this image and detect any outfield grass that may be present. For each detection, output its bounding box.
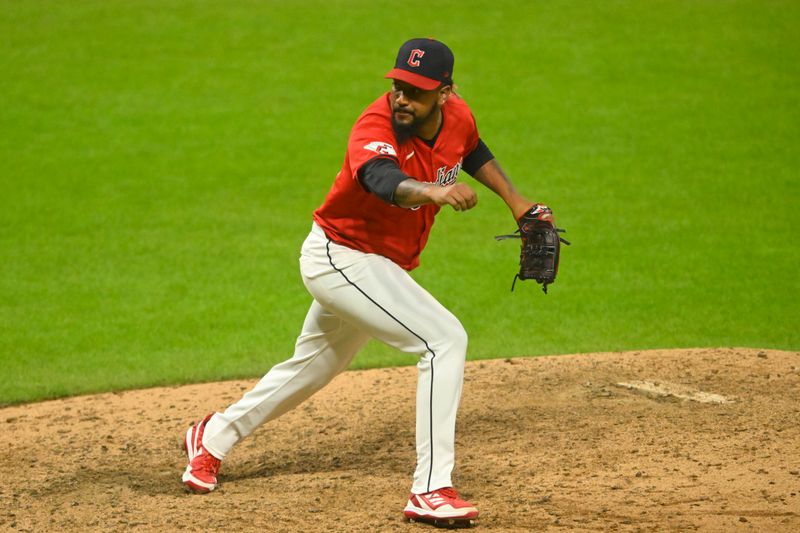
[1,1,798,405]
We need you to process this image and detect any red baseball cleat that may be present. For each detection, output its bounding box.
[182,413,221,493]
[403,487,479,528]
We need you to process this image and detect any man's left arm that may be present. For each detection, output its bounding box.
[466,150,533,220]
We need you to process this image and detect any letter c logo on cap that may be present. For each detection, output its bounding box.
[407,49,425,67]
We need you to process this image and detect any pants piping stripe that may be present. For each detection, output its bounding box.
[325,240,437,492]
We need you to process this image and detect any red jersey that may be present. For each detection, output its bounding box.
[313,92,480,270]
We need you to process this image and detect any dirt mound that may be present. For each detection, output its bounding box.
[2,348,799,532]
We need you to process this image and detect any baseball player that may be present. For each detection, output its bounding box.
[182,38,540,528]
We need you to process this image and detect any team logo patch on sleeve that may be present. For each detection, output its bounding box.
[363,141,398,157]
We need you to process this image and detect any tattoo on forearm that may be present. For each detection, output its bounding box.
[393,179,430,207]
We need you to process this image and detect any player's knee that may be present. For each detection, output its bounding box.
[438,320,468,356]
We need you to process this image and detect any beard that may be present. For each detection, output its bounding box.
[391,114,416,144]
[391,103,439,144]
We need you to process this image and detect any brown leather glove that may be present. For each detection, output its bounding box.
[496,204,570,293]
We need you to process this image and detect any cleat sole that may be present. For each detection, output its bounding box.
[406,516,477,529]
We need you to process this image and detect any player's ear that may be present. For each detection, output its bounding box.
[438,85,452,105]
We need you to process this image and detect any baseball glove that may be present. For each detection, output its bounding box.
[495,204,570,293]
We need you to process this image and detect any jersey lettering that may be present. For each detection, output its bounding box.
[407,49,425,67]
[363,141,397,156]
[435,159,462,187]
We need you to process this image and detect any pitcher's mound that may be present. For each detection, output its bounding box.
[2,347,799,532]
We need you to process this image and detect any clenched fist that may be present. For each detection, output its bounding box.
[427,182,478,211]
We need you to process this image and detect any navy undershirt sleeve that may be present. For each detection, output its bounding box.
[358,157,409,205]
[462,138,494,176]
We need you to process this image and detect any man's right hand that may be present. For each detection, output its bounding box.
[394,179,478,211]
[427,182,478,211]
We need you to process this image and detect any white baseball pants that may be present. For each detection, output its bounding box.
[202,223,468,494]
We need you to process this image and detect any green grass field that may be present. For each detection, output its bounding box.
[1,0,798,405]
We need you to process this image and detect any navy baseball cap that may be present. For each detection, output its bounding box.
[385,38,454,91]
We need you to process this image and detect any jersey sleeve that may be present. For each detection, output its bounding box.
[347,112,400,179]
